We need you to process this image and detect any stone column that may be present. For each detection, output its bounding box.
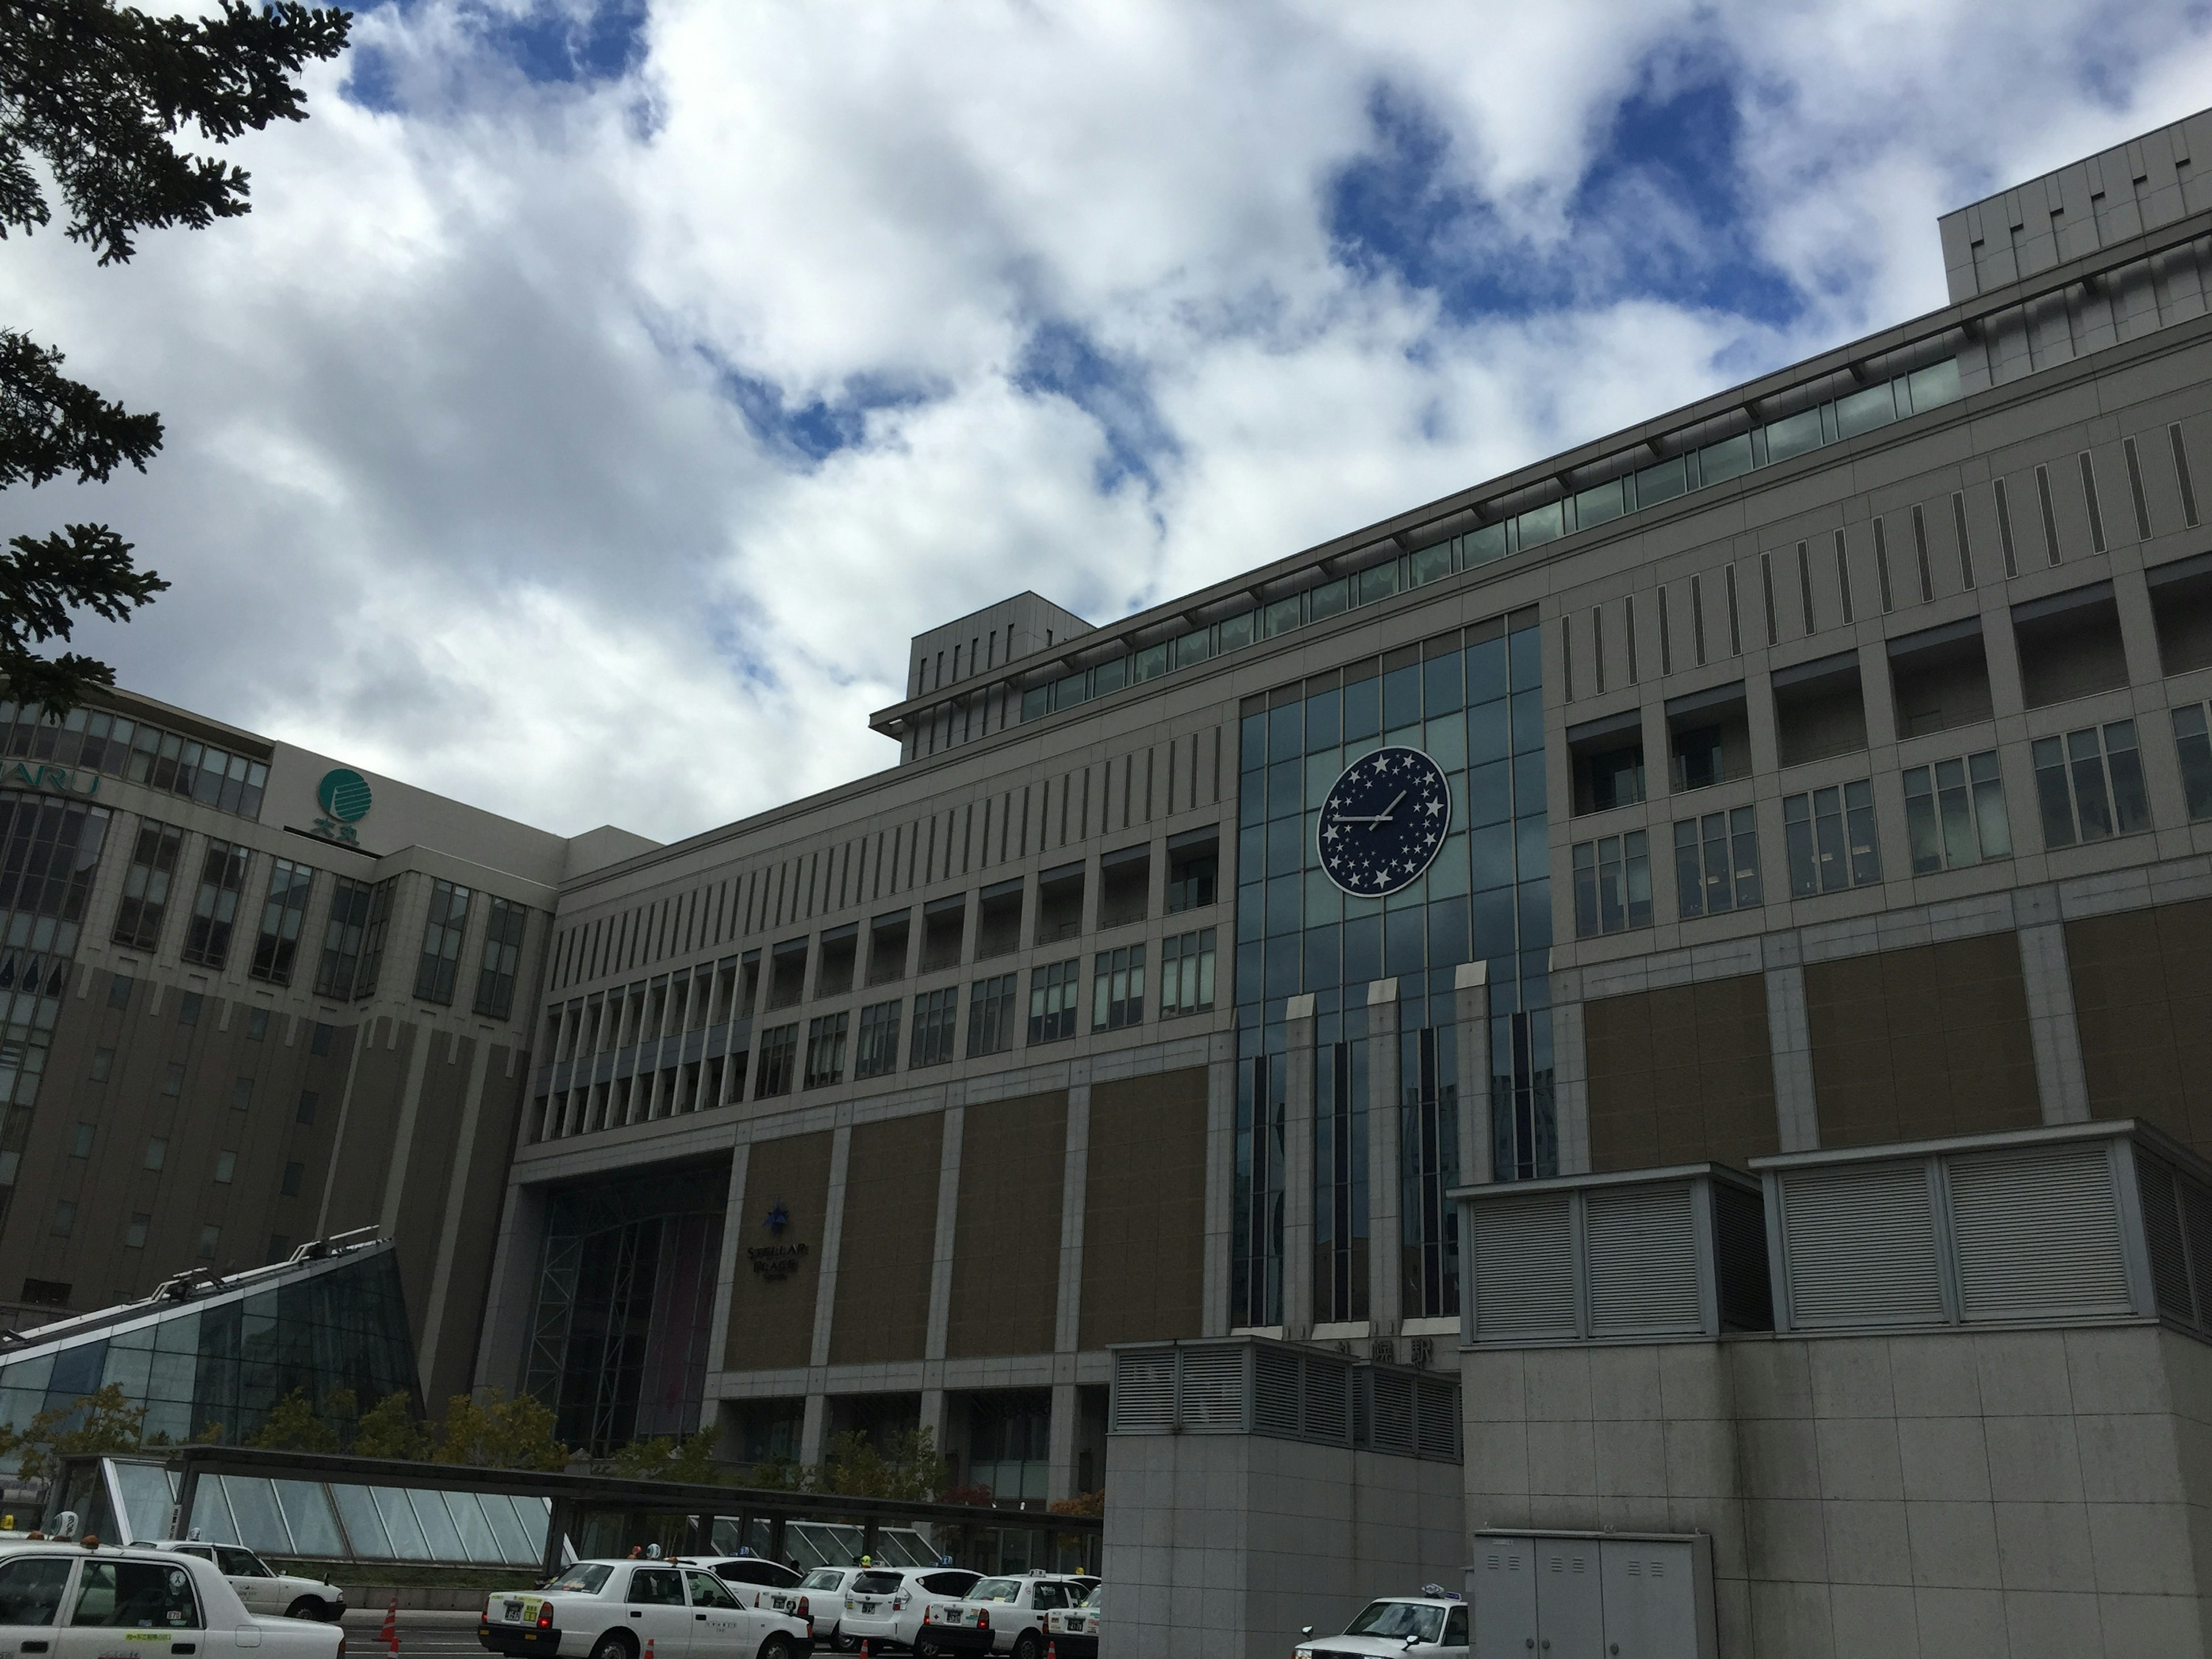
[1282,994,1317,1336]
[1366,978,1402,1341]
[1453,961,1491,1185]
[2016,887,2091,1123]
[1763,933,1820,1152]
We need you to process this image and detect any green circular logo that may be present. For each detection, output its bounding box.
[317,768,373,823]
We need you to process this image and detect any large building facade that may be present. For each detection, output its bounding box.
[20,106,2212,1653]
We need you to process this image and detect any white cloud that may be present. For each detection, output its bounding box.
[2,0,2207,840]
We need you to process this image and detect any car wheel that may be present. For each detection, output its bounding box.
[590,1631,637,1659]
[285,1599,327,1622]
[1013,1633,1043,1659]
[757,1638,796,1659]
[832,1635,859,1653]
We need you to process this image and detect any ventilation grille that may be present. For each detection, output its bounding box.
[1369,1369,1416,1456]
[1713,1179,1775,1332]
[1471,1192,1577,1341]
[1110,1347,1176,1432]
[1584,1183,1702,1337]
[1949,1142,2131,1321]
[1414,1376,1460,1460]
[1304,1354,1351,1443]
[1782,1162,1945,1328]
[1253,1345,1301,1438]
[1177,1347,1247,1427]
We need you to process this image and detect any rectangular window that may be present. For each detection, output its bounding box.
[1571,832,1652,937]
[249,859,312,984]
[1028,959,1080,1043]
[230,1077,251,1110]
[967,973,1017,1057]
[1673,807,1762,918]
[144,1136,166,1171]
[197,1225,218,1259]
[296,1091,317,1125]
[473,897,527,1019]
[180,839,249,968]
[1782,782,1882,897]
[247,1007,268,1040]
[2033,719,2151,849]
[161,1062,183,1096]
[1093,945,1145,1030]
[753,1023,798,1097]
[909,988,957,1067]
[1903,751,2012,873]
[802,1012,849,1088]
[107,974,131,1010]
[214,1150,236,1184]
[90,1046,113,1081]
[176,991,202,1025]
[2175,703,2212,821]
[315,876,373,997]
[310,1021,331,1055]
[854,1000,901,1078]
[1165,831,1218,913]
[125,1214,149,1249]
[70,1123,93,1157]
[413,879,472,1003]
[111,819,183,950]
[352,878,396,998]
[1159,928,1216,1017]
[50,1199,75,1237]
[281,1161,303,1197]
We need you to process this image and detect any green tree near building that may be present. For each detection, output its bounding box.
[0,0,351,710]
[433,1389,569,1472]
[604,1428,723,1486]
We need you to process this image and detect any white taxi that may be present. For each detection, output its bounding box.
[1294,1593,1469,1659]
[791,1569,862,1650]
[915,1574,1092,1659]
[476,1557,812,1659]
[838,1567,979,1653]
[156,1543,346,1622]
[0,1540,344,1659]
[1039,1583,1098,1659]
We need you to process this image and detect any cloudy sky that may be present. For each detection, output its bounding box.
[6,0,2210,843]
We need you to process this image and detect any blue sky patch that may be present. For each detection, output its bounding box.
[1013,319,1180,494]
[713,360,935,466]
[344,0,648,111]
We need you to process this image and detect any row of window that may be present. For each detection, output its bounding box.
[1572,704,2205,936]
[751,929,1220,1095]
[1012,363,1960,728]
[0,701,271,819]
[110,821,528,1018]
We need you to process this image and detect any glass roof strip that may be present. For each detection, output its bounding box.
[221,1475,296,1556]
[330,1484,393,1559]
[273,1479,348,1558]
[371,1486,432,1559]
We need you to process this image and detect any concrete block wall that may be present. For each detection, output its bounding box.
[1463,1325,2212,1657]
[1105,1431,1462,1659]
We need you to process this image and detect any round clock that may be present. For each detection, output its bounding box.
[1317,746,1453,897]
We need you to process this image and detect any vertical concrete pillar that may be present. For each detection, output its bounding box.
[1282,995,1317,1337]
[926,1102,964,1360]
[808,1124,853,1369]
[1202,1050,1236,1336]
[1453,962,1491,1185]
[1367,979,1402,1339]
[1763,934,1820,1153]
[2016,889,2092,1123]
[1047,1380,1079,1504]
[799,1393,828,1466]
[1551,997,1590,1176]
[1053,1083,1092,1357]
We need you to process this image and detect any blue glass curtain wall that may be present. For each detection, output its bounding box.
[522,1166,726,1454]
[0,1246,416,1450]
[1233,611,1555,1317]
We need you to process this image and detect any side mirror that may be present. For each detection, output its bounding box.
[1300,1627,1315,1638]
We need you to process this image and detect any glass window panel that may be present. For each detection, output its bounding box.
[332,1485,392,1558]
[1422,715,1465,771]
[272,1481,344,1558]
[410,1488,467,1561]
[221,1476,292,1554]
[1835,382,1898,437]
[1305,687,1341,750]
[188,1480,240,1545]
[371,1487,431,1559]
[1699,433,1753,482]
[1517,501,1564,548]
[114,1461,176,1546]
[1764,407,1824,463]
[1634,454,1689,505]
[480,1494,539,1564]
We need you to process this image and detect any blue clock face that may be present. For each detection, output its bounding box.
[1317,747,1453,897]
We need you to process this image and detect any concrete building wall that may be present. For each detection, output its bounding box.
[1464,1325,2212,1658]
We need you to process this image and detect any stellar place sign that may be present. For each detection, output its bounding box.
[748,1242,809,1282]
[3,762,101,798]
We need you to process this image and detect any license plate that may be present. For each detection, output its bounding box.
[859,1602,876,1612]
[503,1603,524,1622]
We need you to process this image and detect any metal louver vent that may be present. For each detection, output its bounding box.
[1414,1377,1459,1460]
[2142,1152,2198,1321]
[1949,1142,2132,1321]
[1471,1192,1577,1341]
[1303,1356,1351,1444]
[1253,1345,1301,1438]
[1111,1347,1176,1432]
[1713,1179,1774,1332]
[1584,1183,1702,1337]
[2180,1178,2212,1332]
[1370,1369,1416,1455]
[1783,1162,1945,1328]
[1177,1346,1248,1429]
[1351,1368,1370,1445]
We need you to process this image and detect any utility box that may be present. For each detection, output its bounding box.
[1468,1531,1715,1659]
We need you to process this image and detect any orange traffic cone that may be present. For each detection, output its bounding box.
[644,1642,654,1659]
[381,1594,398,1657]
[1047,1644,1057,1659]
[860,1645,870,1658]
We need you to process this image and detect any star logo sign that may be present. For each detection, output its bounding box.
[764,1201,791,1237]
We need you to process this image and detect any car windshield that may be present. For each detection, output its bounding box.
[801,1570,846,1591]
[546,1565,613,1594]
[1345,1602,1445,1643]
[1082,1587,1104,1613]
[972,1579,1023,1604]
[851,1573,903,1596]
